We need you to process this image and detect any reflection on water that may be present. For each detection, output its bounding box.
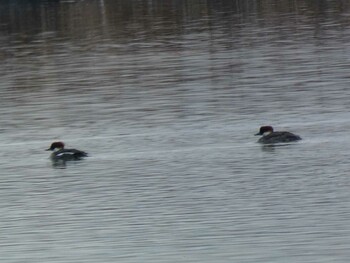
[1,0,350,262]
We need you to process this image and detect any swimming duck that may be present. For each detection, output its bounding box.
[255,126,301,144]
[46,141,88,162]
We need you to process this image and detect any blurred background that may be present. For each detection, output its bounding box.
[0,0,350,262]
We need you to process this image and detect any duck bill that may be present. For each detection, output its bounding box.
[255,132,261,136]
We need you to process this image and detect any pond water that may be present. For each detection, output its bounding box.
[1,0,350,262]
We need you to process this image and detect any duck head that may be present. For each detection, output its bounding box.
[255,126,274,136]
[46,141,65,151]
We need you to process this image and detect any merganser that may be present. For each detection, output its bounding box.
[46,141,88,162]
[255,126,301,144]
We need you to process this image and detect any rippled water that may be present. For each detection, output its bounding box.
[1,0,350,262]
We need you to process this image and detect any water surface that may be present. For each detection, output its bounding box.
[1,0,350,262]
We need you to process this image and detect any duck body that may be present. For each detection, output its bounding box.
[255,126,301,144]
[46,142,88,162]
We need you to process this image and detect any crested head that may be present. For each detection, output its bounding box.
[255,126,274,136]
[47,141,65,151]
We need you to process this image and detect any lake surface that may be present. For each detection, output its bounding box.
[1,0,350,262]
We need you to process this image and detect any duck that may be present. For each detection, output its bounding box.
[255,126,301,144]
[46,141,88,162]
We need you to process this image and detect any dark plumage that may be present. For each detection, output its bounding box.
[46,141,88,162]
[255,126,301,144]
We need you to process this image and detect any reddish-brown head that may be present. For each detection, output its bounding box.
[255,126,274,136]
[46,141,65,151]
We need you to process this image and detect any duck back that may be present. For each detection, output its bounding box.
[258,131,301,144]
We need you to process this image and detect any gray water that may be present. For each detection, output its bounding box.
[1,0,350,262]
